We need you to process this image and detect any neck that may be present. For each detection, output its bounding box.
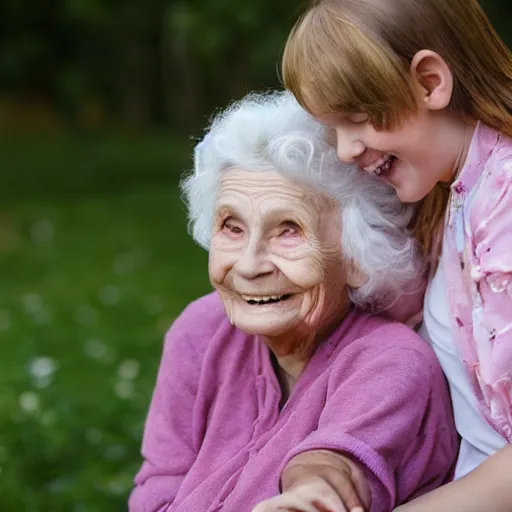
[262,300,351,382]
[263,330,315,381]
[441,120,476,183]
[454,122,476,178]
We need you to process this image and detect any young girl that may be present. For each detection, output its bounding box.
[278,0,512,510]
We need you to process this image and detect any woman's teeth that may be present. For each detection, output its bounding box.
[241,294,292,305]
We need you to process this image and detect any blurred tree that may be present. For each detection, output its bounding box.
[0,0,510,133]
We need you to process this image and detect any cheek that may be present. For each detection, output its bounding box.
[279,252,327,288]
[300,252,346,297]
[207,253,222,286]
[208,244,238,285]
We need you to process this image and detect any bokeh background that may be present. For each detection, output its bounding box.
[0,1,510,510]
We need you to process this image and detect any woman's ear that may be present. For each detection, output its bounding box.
[410,49,453,110]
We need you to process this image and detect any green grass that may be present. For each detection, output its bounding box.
[0,132,196,201]
[0,135,211,511]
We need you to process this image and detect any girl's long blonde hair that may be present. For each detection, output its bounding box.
[282,0,512,264]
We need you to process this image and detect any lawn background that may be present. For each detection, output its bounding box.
[1,0,511,509]
[0,134,211,511]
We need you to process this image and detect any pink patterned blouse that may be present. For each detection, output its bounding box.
[444,122,512,441]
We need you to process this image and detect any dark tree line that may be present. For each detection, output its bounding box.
[0,0,510,133]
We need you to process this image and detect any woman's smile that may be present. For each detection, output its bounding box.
[209,169,348,344]
[239,293,294,305]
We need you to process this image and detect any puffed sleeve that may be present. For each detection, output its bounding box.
[468,169,512,439]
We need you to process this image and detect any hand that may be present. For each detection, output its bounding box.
[252,475,362,512]
[253,450,369,512]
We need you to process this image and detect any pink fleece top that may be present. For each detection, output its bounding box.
[129,293,457,512]
[444,122,512,441]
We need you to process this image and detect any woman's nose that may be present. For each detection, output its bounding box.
[336,127,365,164]
[234,238,274,279]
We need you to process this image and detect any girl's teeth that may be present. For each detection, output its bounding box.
[369,156,394,177]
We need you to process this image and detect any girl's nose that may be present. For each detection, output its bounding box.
[336,127,365,163]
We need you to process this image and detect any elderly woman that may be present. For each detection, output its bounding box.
[129,92,457,512]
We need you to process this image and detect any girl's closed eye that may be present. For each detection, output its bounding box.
[347,112,369,124]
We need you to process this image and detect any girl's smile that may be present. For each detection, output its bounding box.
[317,109,474,203]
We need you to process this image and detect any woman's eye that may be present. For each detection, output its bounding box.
[279,222,300,237]
[222,219,243,235]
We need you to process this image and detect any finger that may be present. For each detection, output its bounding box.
[309,487,348,512]
[312,497,348,512]
[274,494,319,512]
[323,472,364,512]
[293,481,347,512]
[252,494,318,512]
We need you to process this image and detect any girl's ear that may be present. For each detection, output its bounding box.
[410,49,454,110]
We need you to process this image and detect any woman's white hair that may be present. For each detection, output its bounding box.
[181,91,423,311]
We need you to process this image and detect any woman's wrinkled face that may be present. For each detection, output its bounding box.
[209,168,349,347]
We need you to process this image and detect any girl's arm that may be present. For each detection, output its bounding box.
[255,335,457,512]
[395,444,512,512]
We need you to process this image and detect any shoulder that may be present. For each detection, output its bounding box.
[484,131,512,189]
[470,129,512,213]
[466,131,512,252]
[163,292,230,358]
[172,291,227,332]
[342,314,442,384]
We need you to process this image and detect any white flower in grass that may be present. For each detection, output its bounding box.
[22,293,44,314]
[19,391,40,413]
[40,410,57,427]
[118,359,139,381]
[114,380,134,399]
[48,477,73,494]
[29,356,57,379]
[30,219,55,245]
[114,253,136,276]
[144,295,163,315]
[107,479,127,495]
[33,308,52,326]
[85,428,103,445]
[98,285,120,306]
[106,473,132,495]
[74,305,97,325]
[83,338,109,361]
[28,356,58,388]
[105,444,126,460]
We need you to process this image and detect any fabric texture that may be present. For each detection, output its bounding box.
[129,292,457,512]
[421,258,507,478]
[443,122,512,442]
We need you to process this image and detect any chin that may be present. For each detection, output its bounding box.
[232,319,294,337]
[230,308,300,337]
[395,185,431,203]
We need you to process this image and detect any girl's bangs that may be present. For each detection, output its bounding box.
[282,6,415,124]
